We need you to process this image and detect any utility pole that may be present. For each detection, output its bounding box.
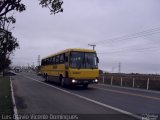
[112,66,116,73]
[38,55,40,66]
[88,44,96,50]
[33,62,34,68]
[112,67,114,73]
[118,62,121,73]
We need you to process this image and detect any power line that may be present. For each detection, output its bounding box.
[89,26,160,55]
[118,62,121,73]
[98,39,159,53]
[97,30,160,46]
[97,45,160,55]
[92,26,160,46]
[96,27,160,45]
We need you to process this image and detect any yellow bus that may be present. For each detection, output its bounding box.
[40,48,99,88]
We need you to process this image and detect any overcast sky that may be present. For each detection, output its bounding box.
[11,0,160,74]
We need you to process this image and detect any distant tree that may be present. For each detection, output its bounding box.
[0,0,23,75]
[0,0,63,75]
[39,0,63,14]
[0,55,11,73]
[0,15,19,75]
[0,28,19,75]
[0,0,25,17]
[0,29,18,55]
[0,0,63,18]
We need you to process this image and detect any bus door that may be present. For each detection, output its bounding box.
[65,52,69,78]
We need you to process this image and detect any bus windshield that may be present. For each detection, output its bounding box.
[70,52,98,69]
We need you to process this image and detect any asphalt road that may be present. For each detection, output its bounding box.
[11,71,160,120]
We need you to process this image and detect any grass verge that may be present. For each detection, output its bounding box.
[0,76,13,118]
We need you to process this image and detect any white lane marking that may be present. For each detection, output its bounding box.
[98,83,160,94]
[92,86,160,101]
[21,75,141,120]
[10,76,19,120]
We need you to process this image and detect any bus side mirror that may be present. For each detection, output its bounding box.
[97,57,99,63]
[65,56,68,62]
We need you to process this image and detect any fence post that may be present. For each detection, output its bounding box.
[111,76,113,86]
[120,77,123,86]
[147,78,150,90]
[103,75,105,84]
[133,78,135,88]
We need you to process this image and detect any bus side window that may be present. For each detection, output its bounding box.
[65,52,69,62]
[60,54,64,63]
[56,55,60,64]
[48,58,51,65]
[45,59,47,65]
[65,56,68,62]
[46,59,48,65]
[44,59,46,65]
[49,58,52,65]
[42,60,45,65]
[47,58,49,65]
[52,57,55,64]
[97,57,99,63]
[41,60,43,65]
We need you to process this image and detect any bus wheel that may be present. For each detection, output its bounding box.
[61,78,65,87]
[83,84,88,88]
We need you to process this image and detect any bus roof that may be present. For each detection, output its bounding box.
[42,48,96,60]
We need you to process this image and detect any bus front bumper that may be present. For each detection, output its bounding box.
[70,78,98,85]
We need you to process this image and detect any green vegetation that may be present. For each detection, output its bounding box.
[0,77,13,115]
[0,0,63,75]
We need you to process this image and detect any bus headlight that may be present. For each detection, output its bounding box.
[72,79,76,83]
[94,79,98,83]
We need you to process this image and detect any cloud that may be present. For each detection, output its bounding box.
[12,0,160,73]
